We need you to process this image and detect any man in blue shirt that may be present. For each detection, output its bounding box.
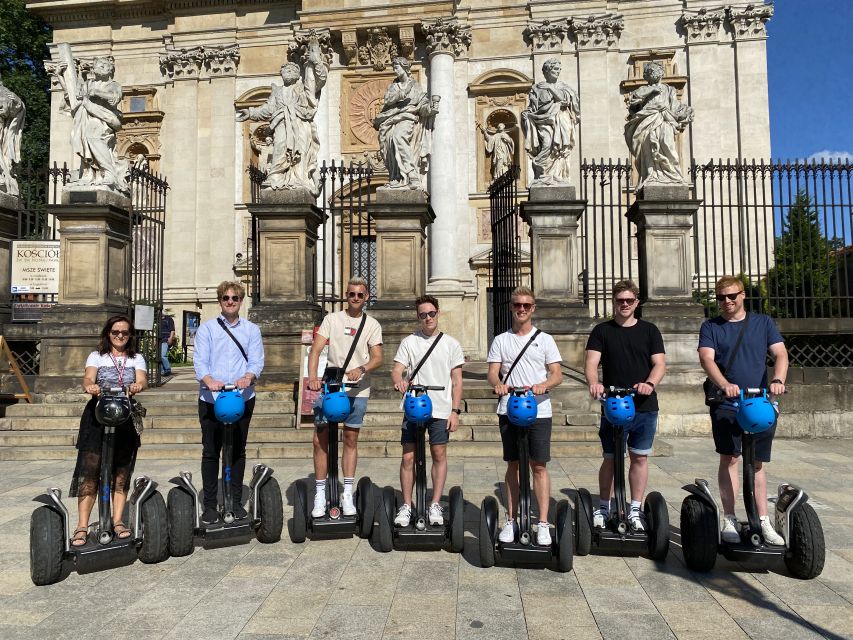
[698,275,788,545]
[160,312,176,376]
[194,281,264,524]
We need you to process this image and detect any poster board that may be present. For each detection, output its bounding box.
[11,240,60,294]
[183,311,200,362]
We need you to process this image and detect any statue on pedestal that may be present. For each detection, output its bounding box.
[521,58,579,187]
[0,72,25,197]
[624,61,694,190]
[55,47,129,195]
[236,40,327,197]
[372,57,439,190]
[477,121,515,181]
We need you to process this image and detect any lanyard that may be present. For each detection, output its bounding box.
[109,353,127,386]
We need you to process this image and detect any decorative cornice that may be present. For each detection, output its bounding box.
[568,13,624,50]
[158,43,240,79]
[44,57,94,91]
[288,28,334,67]
[726,3,774,40]
[523,19,569,52]
[681,7,725,43]
[421,16,472,58]
[358,27,398,70]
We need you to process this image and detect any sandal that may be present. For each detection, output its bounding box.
[113,522,132,539]
[71,527,88,547]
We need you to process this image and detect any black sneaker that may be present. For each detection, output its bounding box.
[233,505,248,520]
[201,507,220,525]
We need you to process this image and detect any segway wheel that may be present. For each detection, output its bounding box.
[30,506,64,586]
[371,485,394,553]
[449,486,464,553]
[167,486,196,557]
[291,479,308,543]
[356,477,374,539]
[255,477,284,544]
[784,503,825,580]
[556,499,574,573]
[644,491,670,562]
[680,495,717,573]
[575,488,593,556]
[138,491,169,564]
[479,496,497,568]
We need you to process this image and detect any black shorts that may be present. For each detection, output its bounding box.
[499,415,552,463]
[710,403,776,462]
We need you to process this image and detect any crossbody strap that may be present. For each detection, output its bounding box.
[407,332,444,384]
[217,318,248,362]
[721,313,749,375]
[340,313,368,373]
[500,329,542,383]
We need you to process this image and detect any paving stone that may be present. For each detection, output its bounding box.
[591,611,676,640]
[308,604,389,640]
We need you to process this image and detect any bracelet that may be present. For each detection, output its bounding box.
[645,381,655,388]
[771,378,785,385]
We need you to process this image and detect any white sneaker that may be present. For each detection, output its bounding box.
[536,523,552,546]
[428,503,444,526]
[760,515,785,546]
[498,519,516,543]
[721,514,741,543]
[593,508,608,529]
[341,492,357,517]
[394,504,412,527]
[312,491,326,518]
[628,510,646,533]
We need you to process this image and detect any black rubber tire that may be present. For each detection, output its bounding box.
[644,491,670,562]
[138,491,170,564]
[167,486,196,557]
[784,503,825,579]
[556,499,574,573]
[449,486,464,553]
[575,488,593,556]
[356,476,374,539]
[291,479,308,543]
[371,485,394,552]
[680,495,718,573]
[255,477,284,543]
[479,496,497,568]
[30,506,64,586]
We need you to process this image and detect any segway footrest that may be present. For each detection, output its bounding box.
[498,542,553,563]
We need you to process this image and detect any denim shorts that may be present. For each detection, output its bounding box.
[313,395,368,429]
[599,411,658,457]
[401,418,449,445]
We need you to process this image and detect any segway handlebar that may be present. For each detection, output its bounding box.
[505,386,548,396]
[600,386,636,399]
[101,385,128,395]
[324,380,359,392]
[408,384,445,392]
[201,383,254,392]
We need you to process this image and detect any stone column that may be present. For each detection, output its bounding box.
[247,190,325,383]
[0,193,20,326]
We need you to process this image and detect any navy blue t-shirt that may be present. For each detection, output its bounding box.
[160,315,175,342]
[698,313,783,389]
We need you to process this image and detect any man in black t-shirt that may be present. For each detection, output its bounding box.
[584,280,666,532]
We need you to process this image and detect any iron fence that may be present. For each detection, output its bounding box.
[489,165,522,339]
[14,161,69,240]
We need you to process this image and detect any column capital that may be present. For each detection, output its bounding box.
[288,28,334,68]
[422,16,472,58]
[158,43,240,80]
[568,13,624,50]
[523,19,569,52]
[726,3,774,41]
[681,6,726,44]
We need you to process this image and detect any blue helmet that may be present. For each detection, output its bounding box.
[322,387,351,423]
[214,389,245,423]
[95,395,131,428]
[507,390,537,428]
[404,392,433,423]
[736,390,776,434]
[604,394,635,426]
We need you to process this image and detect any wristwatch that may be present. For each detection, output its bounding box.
[358,366,367,375]
[452,408,462,415]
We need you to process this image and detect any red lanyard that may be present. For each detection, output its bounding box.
[109,353,127,386]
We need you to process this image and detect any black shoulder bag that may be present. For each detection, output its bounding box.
[407,332,444,384]
[217,318,248,362]
[322,313,368,383]
[500,329,542,384]
[703,313,749,406]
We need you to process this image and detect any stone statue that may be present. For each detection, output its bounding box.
[477,121,515,181]
[236,40,327,196]
[0,72,26,197]
[624,61,694,190]
[55,48,129,195]
[372,57,439,190]
[521,58,579,187]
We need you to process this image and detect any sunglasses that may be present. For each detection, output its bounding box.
[615,297,637,306]
[512,302,534,311]
[221,295,242,302]
[347,291,366,299]
[110,330,130,337]
[715,291,743,302]
[417,310,438,319]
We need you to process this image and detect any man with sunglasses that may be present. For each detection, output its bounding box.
[390,295,465,527]
[195,281,264,525]
[487,286,563,546]
[307,277,383,518]
[584,280,666,532]
[699,275,788,545]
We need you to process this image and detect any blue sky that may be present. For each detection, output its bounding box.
[767,1,853,162]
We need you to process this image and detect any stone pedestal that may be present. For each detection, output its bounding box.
[520,186,594,363]
[247,189,325,384]
[0,193,21,326]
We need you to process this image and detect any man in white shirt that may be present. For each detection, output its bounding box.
[390,295,465,527]
[487,286,563,546]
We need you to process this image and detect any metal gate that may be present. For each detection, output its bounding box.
[489,165,522,338]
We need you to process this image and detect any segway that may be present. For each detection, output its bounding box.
[374,385,464,553]
[574,387,669,560]
[29,386,169,585]
[167,385,283,555]
[290,380,375,543]
[479,388,574,572]
[680,388,825,579]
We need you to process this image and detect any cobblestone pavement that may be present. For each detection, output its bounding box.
[1,437,851,640]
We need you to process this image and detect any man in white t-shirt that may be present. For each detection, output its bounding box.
[391,295,465,527]
[307,277,384,517]
[487,286,563,546]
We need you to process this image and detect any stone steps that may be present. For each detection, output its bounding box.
[4,400,297,418]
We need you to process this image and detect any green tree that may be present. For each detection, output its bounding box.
[766,192,838,318]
